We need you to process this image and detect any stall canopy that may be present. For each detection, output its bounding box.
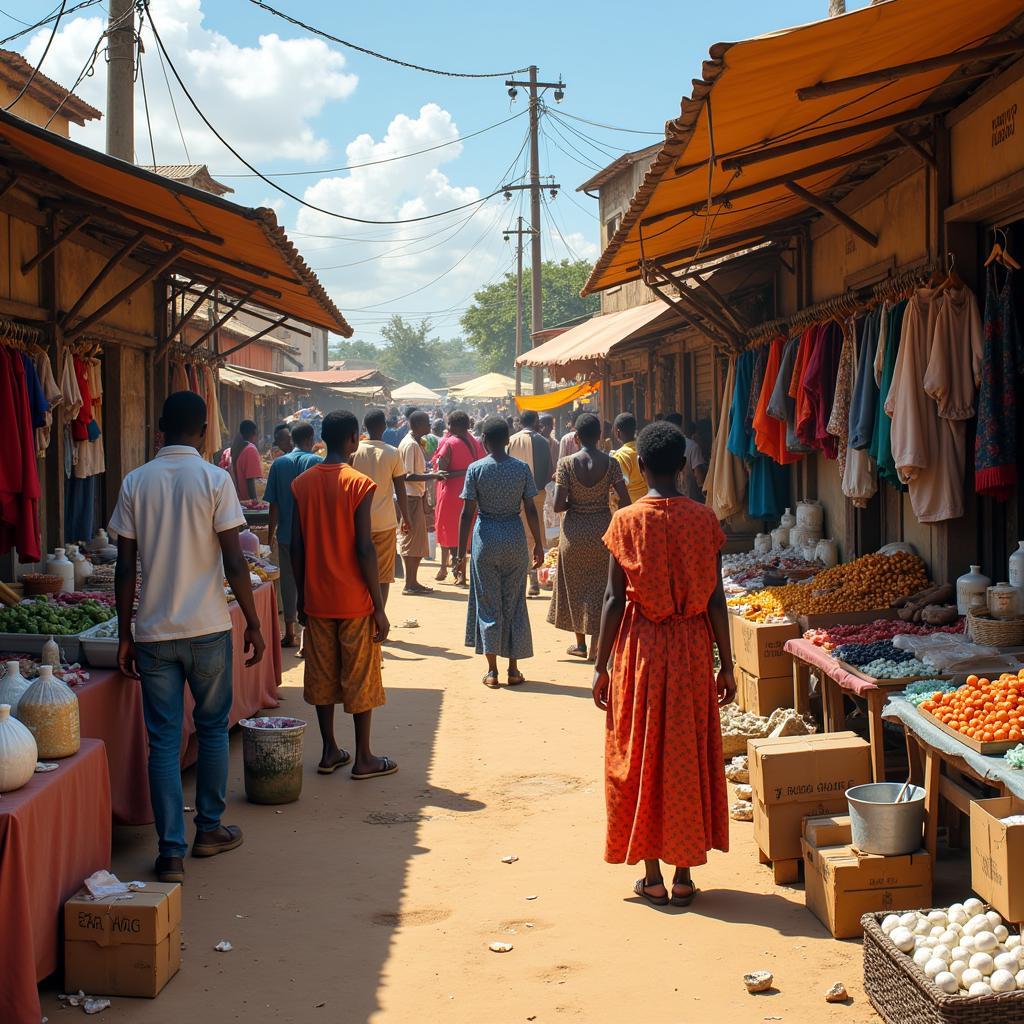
[392,381,443,404]
[448,372,522,399]
[517,299,680,372]
[515,380,600,412]
[585,0,1024,294]
[0,106,351,334]
[219,363,309,396]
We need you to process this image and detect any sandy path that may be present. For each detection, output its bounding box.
[42,580,881,1024]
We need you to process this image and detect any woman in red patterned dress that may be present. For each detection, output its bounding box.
[592,421,735,906]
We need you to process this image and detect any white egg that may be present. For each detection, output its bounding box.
[965,914,991,937]
[925,958,947,979]
[914,947,933,967]
[976,932,999,953]
[995,925,1010,943]
[949,909,968,926]
[969,981,994,996]
[891,927,915,952]
[932,945,952,963]
[995,952,1020,973]
[952,946,970,962]
[948,902,965,917]
[928,926,944,939]
[987,910,1004,929]
[990,969,1017,994]
[915,919,932,935]
[1017,969,1024,989]
[928,910,949,926]
[1006,935,1021,951]
[970,952,995,976]
[939,929,960,947]
[964,898,984,916]
[961,935,978,952]
[961,968,984,988]
[900,912,919,929]
[914,935,931,950]
[949,960,968,982]
[881,914,901,935]
[934,971,958,994]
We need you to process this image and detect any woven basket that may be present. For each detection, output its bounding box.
[251,525,270,545]
[967,609,1024,647]
[862,912,1024,1024]
[21,574,63,597]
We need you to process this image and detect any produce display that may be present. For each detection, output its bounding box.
[728,551,928,621]
[16,664,80,759]
[804,617,965,652]
[834,640,916,666]
[0,653,89,687]
[244,554,279,582]
[0,597,114,635]
[879,899,1024,996]
[854,656,934,679]
[1006,744,1024,769]
[892,583,958,624]
[918,672,1024,744]
[721,548,820,597]
[85,620,118,640]
[53,591,115,608]
[241,499,269,511]
[901,679,958,707]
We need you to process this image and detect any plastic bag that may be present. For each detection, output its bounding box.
[891,632,1021,672]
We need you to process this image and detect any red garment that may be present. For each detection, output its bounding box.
[71,354,93,442]
[789,326,817,445]
[805,321,843,459]
[752,335,802,465]
[432,432,484,547]
[0,347,42,562]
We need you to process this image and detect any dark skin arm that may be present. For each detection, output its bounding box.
[245,477,258,501]
[355,493,389,642]
[268,503,279,547]
[219,528,266,667]
[456,499,476,564]
[612,478,631,508]
[553,481,569,514]
[393,475,411,534]
[708,550,736,706]
[115,535,140,678]
[524,494,545,568]
[292,506,306,623]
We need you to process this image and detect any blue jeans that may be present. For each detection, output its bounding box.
[135,631,233,858]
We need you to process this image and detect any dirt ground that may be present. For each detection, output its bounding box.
[43,569,887,1024]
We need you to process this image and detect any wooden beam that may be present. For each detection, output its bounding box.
[65,245,184,341]
[797,38,1024,101]
[220,315,290,358]
[894,127,936,169]
[179,287,311,337]
[691,273,751,332]
[189,290,256,350]
[21,214,91,274]
[645,280,727,346]
[644,266,735,346]
[784,181,879,247]
[0,174,20,201]
[169,281,220,342]
[0,295,48,321]
[719,100,950,171]
[645,137,909,227]
[173,259,281,298]
[648,261,741,341]
[60,231,146,328]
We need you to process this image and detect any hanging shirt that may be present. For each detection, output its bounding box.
[870,300,907,491]
[849,308,881,450]
[753,336,801,465]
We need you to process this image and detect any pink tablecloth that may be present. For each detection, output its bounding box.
[77,583,282,824]
[783,637,882,697]
[0,739,111,1024]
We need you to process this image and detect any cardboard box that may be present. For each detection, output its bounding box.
[749,732,872,862]
[65,883,182,998]
[803,813,852,848]
[802,837,933,939]
[970,795,1024,923]
[733,616,798,678]
[739,666,792,716]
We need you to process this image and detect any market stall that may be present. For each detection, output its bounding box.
[76,582,281,824]
[0,739,111,1024]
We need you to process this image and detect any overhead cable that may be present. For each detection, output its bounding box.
[4,0,65,112]
[0,0,99,46]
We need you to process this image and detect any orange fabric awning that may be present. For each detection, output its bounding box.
[515,380,600,412]
[0,108,350,335]
[585,0,1023,295]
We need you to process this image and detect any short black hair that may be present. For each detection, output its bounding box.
[291,422,314,446]
[664,411,684,428]
[539,413,555,428]
[364,408,386,432]
[321,410,359,450]
[481,414,509,448]
[637,421,687,475]
[574,412,601,444]
[519,409,539,429]
[448,410,470,432]
[161,390,207,436]
[273,422,291,438]
[240,419,258,438]
[387,409,399,425]
[404,406,418,419]
[432,418,445,435]
[614,412,636,439]
[409,409,430,430]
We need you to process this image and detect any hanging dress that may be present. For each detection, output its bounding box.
[870,300,907,490]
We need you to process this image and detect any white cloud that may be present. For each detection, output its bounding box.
[23,0,357,165]
[546,226,599,262]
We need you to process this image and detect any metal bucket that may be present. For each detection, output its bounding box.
[240,716,306,805]
[847,782,926,856]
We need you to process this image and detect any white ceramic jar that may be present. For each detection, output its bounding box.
[0,703,37,792]
[16,665,79,759]
[780,507,796,530]
[46,548,75,593]
[987,583,1019,620]
[0,660,31,712]
[957,565,992,616]
[771,526,790,550]
[815,538,839,568]
[796,500,824,534]
[754,533,772,555]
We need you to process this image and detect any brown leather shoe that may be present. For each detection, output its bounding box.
[191,824,244,858]
[155,856,185,883]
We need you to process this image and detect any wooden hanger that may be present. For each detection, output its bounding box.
[937,251,963,293]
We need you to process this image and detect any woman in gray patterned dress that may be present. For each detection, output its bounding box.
[458,416,546,688]
[548,413,631,660]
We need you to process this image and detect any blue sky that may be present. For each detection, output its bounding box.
[6,0,880,341]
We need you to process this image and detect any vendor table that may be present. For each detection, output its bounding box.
[785,637,910,783]
[883,694,1024,862]
[77,582,282,824]
[0,739,111,1024]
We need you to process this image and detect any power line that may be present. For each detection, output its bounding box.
[4,0,65,112]
[549,108,664,136]
[246,0,529,79]
[42,21,105,129]
[137,41,156,167]
[0,0,100,46]
[541,113,604,171]
[150,8,190,162]
[545,107,627,159]
[214,110,526,178]
[143,3,514,225]
[541,190,582,262]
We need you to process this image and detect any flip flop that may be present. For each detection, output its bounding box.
[482,671,501,689]
[566,644,588,658]
[507,670,526,686]
[316,750,352,775]
[280,637,297,649]
[351,756,398,781]
[434,569,448,582]
[633,878,670,906]
[402,585,434,595]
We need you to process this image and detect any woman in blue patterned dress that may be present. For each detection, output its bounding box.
[458,416,546,687]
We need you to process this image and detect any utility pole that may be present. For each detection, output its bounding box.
[106,0,135,161]
[504,67,565,395]
[504,216,535,396]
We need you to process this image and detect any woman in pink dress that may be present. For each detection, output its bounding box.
[433,411,484,584]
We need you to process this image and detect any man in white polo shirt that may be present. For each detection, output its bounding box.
[110,391,266,884]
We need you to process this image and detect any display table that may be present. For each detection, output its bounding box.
[882,694,1024,861]
[785,637,911,783]
[0,739,111,1024]
[77,582,282,824]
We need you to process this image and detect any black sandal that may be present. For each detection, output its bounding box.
[482,670,501,689]
[633,878,669,906]
[670,873,698,907]
[566,644,588,658]
[507,670,526,686]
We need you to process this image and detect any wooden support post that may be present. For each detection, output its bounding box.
[155,280,220,359]
[21,214,91,274]
[866,689,887,782]
[0,174,19,201]
[792,659,811,717]
[648,262,740,344]
[894,127,936,169]
[189,290,256,350]
[923,746,941,862]
[220,315,289,358]
[60,231,146,328]
[691,272,750,332]
[784,181,879,247]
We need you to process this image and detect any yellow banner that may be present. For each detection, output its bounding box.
[514,380,600,412]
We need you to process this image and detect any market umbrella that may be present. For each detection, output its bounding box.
[392,381,443,404]
[448,372,524,400]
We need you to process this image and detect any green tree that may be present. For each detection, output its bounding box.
[460,259,598,373]
[327,337,380,363]
[434,336,479,380]
[377,315,442,388]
